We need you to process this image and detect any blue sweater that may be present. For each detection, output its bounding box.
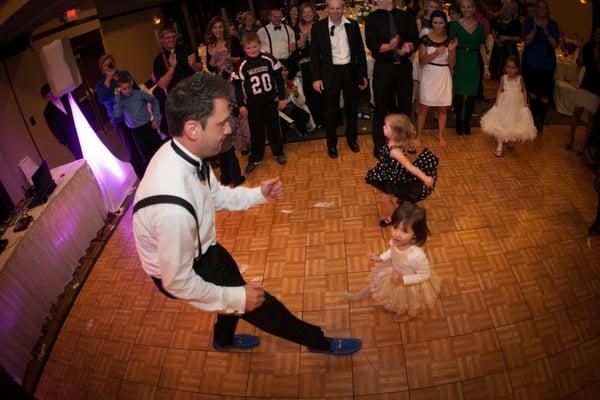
[113,90,160,129]
[96,71,139,124]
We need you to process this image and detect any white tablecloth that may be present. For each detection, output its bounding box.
[0,160,107,382]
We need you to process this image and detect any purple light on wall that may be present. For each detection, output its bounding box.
[68,93,136,211]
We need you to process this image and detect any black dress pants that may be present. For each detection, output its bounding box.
[196,244,330,350]
[247,103,284,163]
[372,61,413,155]
[131,122,163,173]
[114,120,145,179]
[324,64,359,149]
[300,61,324,126]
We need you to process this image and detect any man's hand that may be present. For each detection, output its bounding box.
[261,177,284,202]
[239,106,248,119]
[397,41,414,56]
[152,120,159,130]
[278,100,286,110]
[358,77,368,91]
[169,51,177,67]
[389,35,400,49]
[313,80,324,93]
[244,281,265,312]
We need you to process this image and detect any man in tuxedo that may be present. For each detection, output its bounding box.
[366,0,418,157]
[310,0,368,159]
[256,8,296,68]
[41,84,83,159]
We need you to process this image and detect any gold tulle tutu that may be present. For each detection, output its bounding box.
[368,260,441,321]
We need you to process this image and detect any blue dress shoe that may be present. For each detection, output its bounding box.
[308,337,362,356]
[212,334,260,351]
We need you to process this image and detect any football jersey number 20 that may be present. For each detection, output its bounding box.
[250,73,272,95]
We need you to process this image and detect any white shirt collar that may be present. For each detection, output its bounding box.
[172,138,203,164]
[328,16,350,29]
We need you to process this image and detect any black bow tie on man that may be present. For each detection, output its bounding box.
[274,25,282,31]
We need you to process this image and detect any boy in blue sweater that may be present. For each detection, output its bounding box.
[114,76,163,175]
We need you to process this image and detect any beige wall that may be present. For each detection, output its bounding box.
[0,60,43,202]
[547,0,592,39]
[101,8,163,84]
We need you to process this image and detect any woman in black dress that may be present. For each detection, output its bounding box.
[489,0,521,80]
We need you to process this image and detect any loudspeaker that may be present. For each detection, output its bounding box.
[39,39,81,96]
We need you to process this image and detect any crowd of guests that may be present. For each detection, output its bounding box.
[84,0,599,229]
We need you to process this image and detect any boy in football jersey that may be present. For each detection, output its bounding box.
[232,32,287,173]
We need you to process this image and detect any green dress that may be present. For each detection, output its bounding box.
[449,21,485,97]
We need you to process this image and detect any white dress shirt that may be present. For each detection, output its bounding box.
[51,98,67,114]
[133,139,267,313]
[380,242,431,285]
[328,16,351,65]
[257,23,295,61]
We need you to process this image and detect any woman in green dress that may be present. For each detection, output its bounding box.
[449,0,490,135]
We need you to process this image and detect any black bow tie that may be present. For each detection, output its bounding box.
[274,26,282,31]
[170,140,210,186]
[330,25,335,36]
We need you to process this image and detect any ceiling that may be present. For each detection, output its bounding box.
[0,0,87,49]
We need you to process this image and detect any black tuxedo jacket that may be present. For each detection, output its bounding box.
[310,17,368,87]
[43,95,77,146]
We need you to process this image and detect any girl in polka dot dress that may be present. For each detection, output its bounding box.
[366,114,439,227]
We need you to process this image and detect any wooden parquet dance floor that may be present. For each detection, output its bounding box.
[35,124,600,399]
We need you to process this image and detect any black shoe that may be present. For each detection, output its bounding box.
[348,142,360,152]
[245,161,262,173]
[328,147,338,159]
[379,218,392,227]
[276,154,287,164]
[464,125,471,135]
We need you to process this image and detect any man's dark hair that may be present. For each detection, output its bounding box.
[40,83,51,97]
[166,73,232,137]
[117,75,132,85]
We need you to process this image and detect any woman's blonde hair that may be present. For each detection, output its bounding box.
[385,114,416,148]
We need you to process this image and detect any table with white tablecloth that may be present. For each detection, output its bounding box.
[0,159,107,382]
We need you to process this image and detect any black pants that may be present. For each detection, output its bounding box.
[114,121,145,179]
[158,244,330,350]
[218,147,244,186]
[131,122,163,172]
[324,64,359,149]
[372,61,413,154]
[247,102,284,163]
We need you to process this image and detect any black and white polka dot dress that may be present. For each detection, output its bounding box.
[365,145,439,203]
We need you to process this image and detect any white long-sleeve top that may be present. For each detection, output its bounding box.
[379,242,431,285]
[132,139,267,313]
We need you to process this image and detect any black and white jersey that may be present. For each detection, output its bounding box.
[232,53,285,108]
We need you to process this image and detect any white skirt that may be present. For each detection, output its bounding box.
[419,64,453,107]
[575,88,600,115]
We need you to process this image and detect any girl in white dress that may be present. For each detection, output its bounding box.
[416,10,457,146]
[480,56,537,157]
[342,203,441,322]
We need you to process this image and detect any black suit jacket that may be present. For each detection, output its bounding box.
[43,95,77,146]
[310,17,367,87]
[365,8,419,63]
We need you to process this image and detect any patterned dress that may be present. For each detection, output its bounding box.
[365,145,439,203]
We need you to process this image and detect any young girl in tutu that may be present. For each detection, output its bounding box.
[366,114,438,227]
[342,203,441,321]
[480,56,537,157]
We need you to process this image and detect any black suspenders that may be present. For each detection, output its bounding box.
[264,25,291,56]
[133,195,201,298]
